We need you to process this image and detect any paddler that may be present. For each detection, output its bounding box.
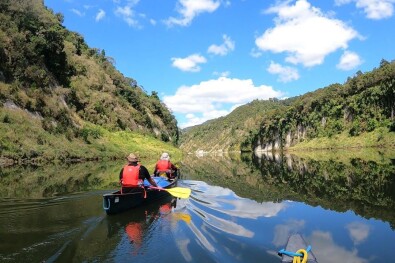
[153,152,178,179]
[119,153,158,193]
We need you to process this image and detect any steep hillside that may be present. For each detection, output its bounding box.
[0,0,180,164]
[250,60,395,152]
[180,60,395,153]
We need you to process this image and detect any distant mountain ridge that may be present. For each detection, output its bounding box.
[180,60,395,153]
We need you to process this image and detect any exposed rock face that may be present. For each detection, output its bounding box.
[254,124,308,152]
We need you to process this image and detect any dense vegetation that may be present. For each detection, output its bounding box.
[180,99,289,152]
[181,60,395,153]
[248,59,395,151]
[0,0,180,165]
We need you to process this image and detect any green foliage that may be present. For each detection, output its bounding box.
[79,126,103,143]
[0,0,178,144]
[248,60,395,150]
[0,107,181,166]
[0,0,180,165]
[181,60,395,152]
[180,99,285,152]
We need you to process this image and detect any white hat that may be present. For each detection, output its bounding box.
[160,152,170,160]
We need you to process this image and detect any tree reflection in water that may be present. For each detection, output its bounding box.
[181,149,395,229]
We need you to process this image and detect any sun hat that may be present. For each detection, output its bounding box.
[126,153,139,162]
[160,152,170,160]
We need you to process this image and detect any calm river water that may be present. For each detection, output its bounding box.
[0,149,395,263]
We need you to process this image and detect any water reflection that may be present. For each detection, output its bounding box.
[177,180,282,262]
[182,149,395,229]
[106,195,182,256]
[0,161,124,198]
[1,150,395,262]
[251,150,395,229]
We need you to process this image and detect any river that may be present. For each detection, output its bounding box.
[0,149,395,263]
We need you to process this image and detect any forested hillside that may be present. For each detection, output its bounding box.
[179,99,289,152]
[250,60,395,152]
[180,60,395,153]
[0,0,180,165]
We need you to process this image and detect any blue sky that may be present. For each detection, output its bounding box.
[44,0,395,128]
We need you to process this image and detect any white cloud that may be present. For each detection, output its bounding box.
[71,8,85,17]
[95,9,106,22]
[171,54,207,72]
[163,77,283,128]
[207,34,235,56]
[357,0,394,19]
[256,0,359,67]
[164,0,221,26]
[337,50,363,70]
[115,3,141,28]
[267,61,300,82]
[336,0,395,19]
[183,110,230,127]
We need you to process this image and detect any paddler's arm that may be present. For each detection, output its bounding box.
[141,165,158,187]
[119,168,124,185]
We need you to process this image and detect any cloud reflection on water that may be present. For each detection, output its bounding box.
[346,221,370,246]
[188,180,288,219]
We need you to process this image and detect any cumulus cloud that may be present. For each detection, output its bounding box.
[207,34,235,56]
[267,61,300,82]
[256,0,359,67]
[163,77,283,128]
[337,50,363,70]
[95,9,106,22]
[171,54,207,72]
[336,0,395,19]
[164,0,221,26]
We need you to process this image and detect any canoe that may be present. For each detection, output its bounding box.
[103,176,177,215]
[279,234,318,263]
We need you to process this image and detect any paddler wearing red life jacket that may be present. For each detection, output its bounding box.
[153,152,178,179]
[119,153,158,193]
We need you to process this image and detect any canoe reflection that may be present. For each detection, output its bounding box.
[106,195,190,254]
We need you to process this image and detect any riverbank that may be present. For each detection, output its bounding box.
[289,127,395,151]
[0,128,182,167]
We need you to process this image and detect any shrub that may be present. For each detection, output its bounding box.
[349,120,361,136]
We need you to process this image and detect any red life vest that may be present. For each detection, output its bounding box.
[156,160,171,172]
[122,164,141,186]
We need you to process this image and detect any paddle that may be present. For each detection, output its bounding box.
[150,186,191,199]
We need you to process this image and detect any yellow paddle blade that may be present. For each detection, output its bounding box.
[166,187,191,199]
